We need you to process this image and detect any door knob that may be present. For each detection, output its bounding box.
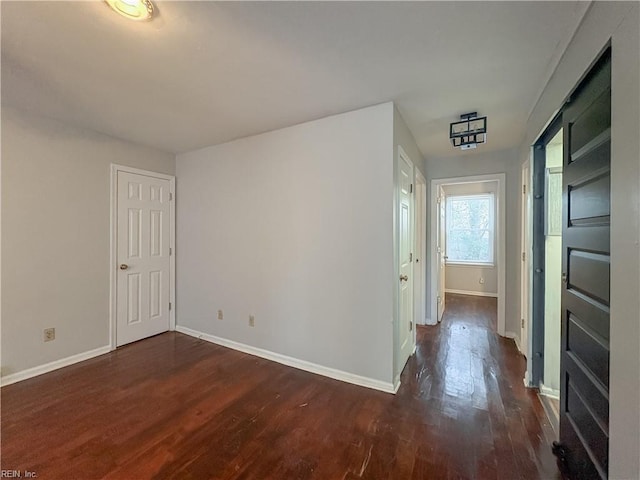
[400,274,408,282]
[119,264,129,270]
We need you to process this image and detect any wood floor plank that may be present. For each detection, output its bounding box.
[1,293,562,479]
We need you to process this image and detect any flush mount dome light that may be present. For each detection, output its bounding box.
[450,112,487,150]
[106,0,154,21]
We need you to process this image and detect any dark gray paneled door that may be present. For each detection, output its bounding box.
[557,49,611,479]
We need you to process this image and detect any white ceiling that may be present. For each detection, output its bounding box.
[1,1,589,157]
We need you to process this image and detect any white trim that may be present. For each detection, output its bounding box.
[430,173,507,336]
[505,331,523,354]
[540,384,560,400]
[109,164,176,351]
[445,261,495,268]
[169,176,176,333]
[0,345,110,387]
[445,288,498,298]
[424,317,436,326]
[415,170,427,326]
[393,374,402,393]
[176,326,396,394]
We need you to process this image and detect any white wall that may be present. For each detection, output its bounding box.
[543,235,561,394]
[543,141,562,395]
[176,103,396,387]
[425,148,520,332]
[1,107,175,379]
[520,3,640,477]
[394,106,426,177]
[442,181,498,296]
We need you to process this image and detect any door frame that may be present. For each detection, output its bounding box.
[520,158,532,362]
[109,164,176,350]
[429,173,506,336]
[529,114,563,387]
[414,171,427,328]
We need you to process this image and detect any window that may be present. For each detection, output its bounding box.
[445,193,494,265]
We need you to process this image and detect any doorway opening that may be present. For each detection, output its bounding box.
[531,119,564,433]
[429,174,506,337]
[414,171,427,330]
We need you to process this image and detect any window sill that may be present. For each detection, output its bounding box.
[446,262,495,268]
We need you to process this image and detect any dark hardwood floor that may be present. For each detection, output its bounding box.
[1,293,560,479]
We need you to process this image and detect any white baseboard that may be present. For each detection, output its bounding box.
[175,325,396,394]
[523,370,531,387]
[445,288,498,298]
[504,331,523,354]
[1,345,111,387]
[393,373,401,393]
[424,316,437,326]
[540,384,560,399]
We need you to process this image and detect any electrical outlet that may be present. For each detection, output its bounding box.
[479,277,485,284]
[249,315,255,327]
[217,310,223,320]
[44,328,55,342]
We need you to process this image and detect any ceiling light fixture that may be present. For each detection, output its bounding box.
[106,0,154,21]
[450,112,487,150]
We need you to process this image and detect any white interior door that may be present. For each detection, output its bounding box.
[397,150,414,373]
[116,171,171,346]
[437,186,446,322]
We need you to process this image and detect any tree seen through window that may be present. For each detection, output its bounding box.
[445,194,494,264]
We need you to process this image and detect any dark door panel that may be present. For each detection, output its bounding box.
[566,313,609,386]
[558,48,611,480]
[567,250,610,305]
[565,355,609,429]
[564,138,611,186]
[564,290,609,342]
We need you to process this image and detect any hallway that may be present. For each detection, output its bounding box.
[402,293,561,478]
[2,294,560,479]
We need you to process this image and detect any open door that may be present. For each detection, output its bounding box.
[436,185,446,322]
[554,48,610,479]
[396,148,415,376]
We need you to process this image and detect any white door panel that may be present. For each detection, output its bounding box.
[117,172,171,346]
[397,151,414,374]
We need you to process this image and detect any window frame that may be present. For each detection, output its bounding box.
[445,193,496,267]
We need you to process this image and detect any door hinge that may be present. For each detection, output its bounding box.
[169,192,173,201]
[522,252,526,262]
[409,321,413,331]
[169,247,172,256]
[409,183,413,194]
[169,302,172,311]
[521,318,525,328]
[523,184,527,195]
[409,252,413,262]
